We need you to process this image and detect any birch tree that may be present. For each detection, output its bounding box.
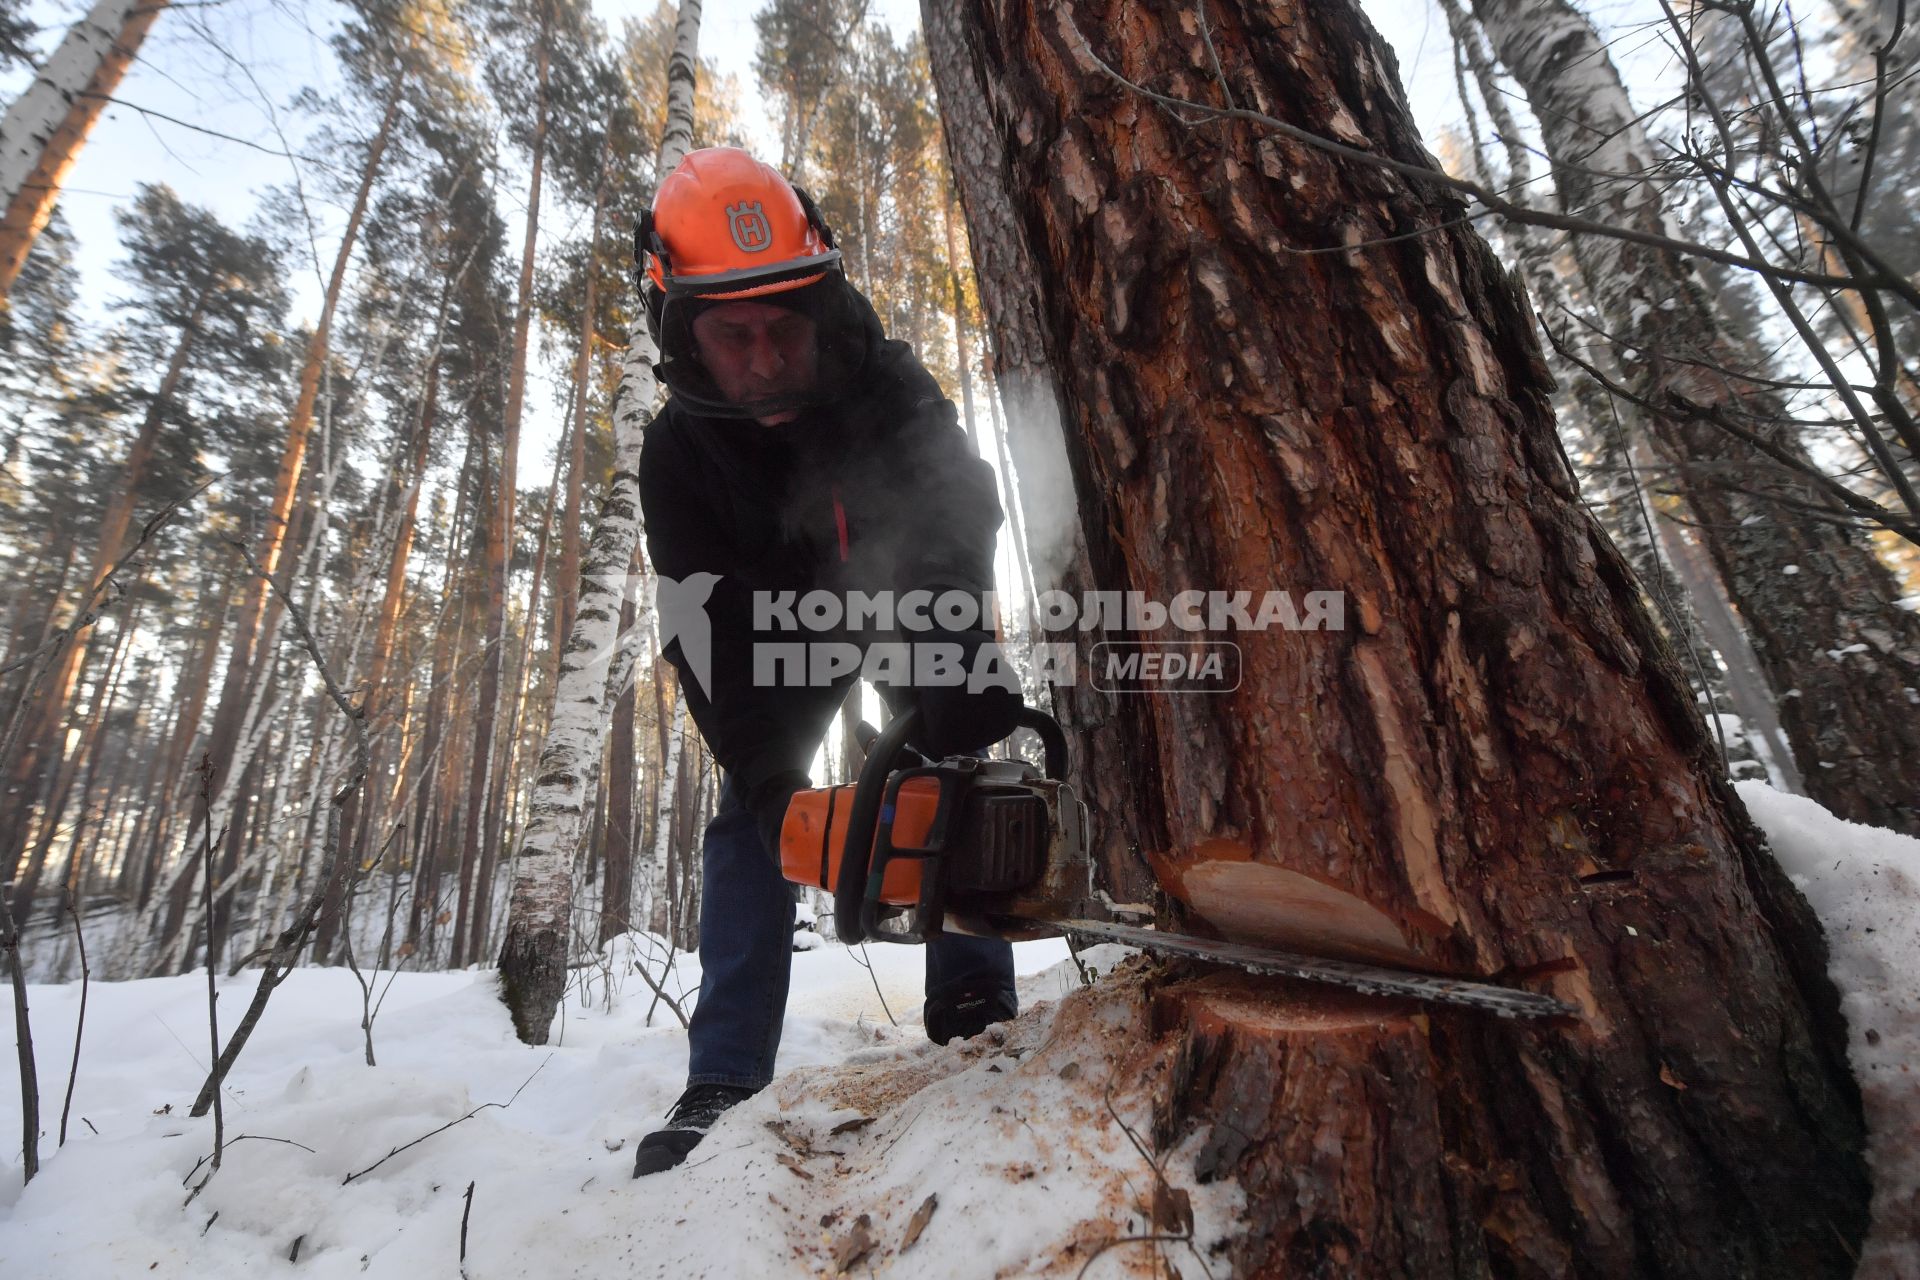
[0,0,169,295]
[497,0,702,1045]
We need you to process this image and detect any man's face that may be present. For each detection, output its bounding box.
[690,299,818,426]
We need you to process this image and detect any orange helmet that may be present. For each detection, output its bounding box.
[639,147,841,306]
[635,148,866,418]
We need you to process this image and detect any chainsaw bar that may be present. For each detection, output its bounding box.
[1032,917,1577,1021]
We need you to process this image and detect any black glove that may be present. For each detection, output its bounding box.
[912,629,1023,758]
[745,769,811,863]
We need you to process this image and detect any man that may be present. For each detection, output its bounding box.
[631,148,1024,1176]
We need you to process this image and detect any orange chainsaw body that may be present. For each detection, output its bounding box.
[779,778,944,905]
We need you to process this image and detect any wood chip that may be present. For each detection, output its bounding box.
[1658,1064,1688,1091]
[765,1118,815,1156]
[901,1194,938,1250]
[776,1153,814,1180]
[829,1115,875,1137]
[1057,1061,1081,1080]
[834,1213,875,1273]
[1151,1184,1193,1235]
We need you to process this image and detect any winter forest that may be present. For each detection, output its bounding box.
[2,0,1919,1275]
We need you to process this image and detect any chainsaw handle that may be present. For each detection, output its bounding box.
[834,708,923,944]
[1015,705,1071,781]
[834,704,1070,945]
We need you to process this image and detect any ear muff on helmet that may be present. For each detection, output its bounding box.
[635,208,668,350]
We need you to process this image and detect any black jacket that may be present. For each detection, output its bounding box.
[638,291,1003,795]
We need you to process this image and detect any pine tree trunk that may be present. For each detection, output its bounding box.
[0,0,168,293]
[930,1,1869,1272]
[600,590,638,947]
[497,0,703,1044]
[459,14,551,969]
[1470,0,1920,834]
[559,168,607,650]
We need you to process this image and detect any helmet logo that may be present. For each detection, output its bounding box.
[726,201,773,253]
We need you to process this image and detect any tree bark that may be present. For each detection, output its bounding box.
[496,0,703,1044]
[941,173,981,455]
[925,1,1152,904]
[1470,0,1920,834]
[558,165,607,651]
[600,589,637,948]
[0,0,168,294]
[930,2,1868,1273]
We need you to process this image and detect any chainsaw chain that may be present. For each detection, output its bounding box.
[1034,917,1577,1021]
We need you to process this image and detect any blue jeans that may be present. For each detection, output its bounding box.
[686,774,1017,1090]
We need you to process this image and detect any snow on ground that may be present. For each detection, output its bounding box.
[1738,782,1920,1278]
[0,935,1240,1278]
[4,784,1915,1276]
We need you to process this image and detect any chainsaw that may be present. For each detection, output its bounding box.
[777,706,1574,1021]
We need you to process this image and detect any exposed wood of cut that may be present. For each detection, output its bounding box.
[1148,837,1425,967]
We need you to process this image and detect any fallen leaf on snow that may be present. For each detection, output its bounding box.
[901,1194,938,1250]
[835,1213,876,1273]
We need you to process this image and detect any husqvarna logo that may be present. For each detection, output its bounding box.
[726,201,772,253]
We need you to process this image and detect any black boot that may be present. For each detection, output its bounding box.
[924,985,1018,1045]
[632,1082,758,1177]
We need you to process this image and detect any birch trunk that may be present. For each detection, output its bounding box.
[0,0,168,293]
[932,0,1867,1270]
[1471,0,1920,833]
[496,0,702,1043]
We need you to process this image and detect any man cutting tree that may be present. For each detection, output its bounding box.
[631,147,1025,1176]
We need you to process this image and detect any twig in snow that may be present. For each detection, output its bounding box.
[459,1179,476,1276]
[340,823,405,1067]
[633,930,688,1028]
[0,881,39,1186]
[341,1057,551,1184]
[197,755,226,1174]
[851,942,896,1026]
[1087,1081,1212,1280]
[181,1132,318,1192]
[58,902,91,1146]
